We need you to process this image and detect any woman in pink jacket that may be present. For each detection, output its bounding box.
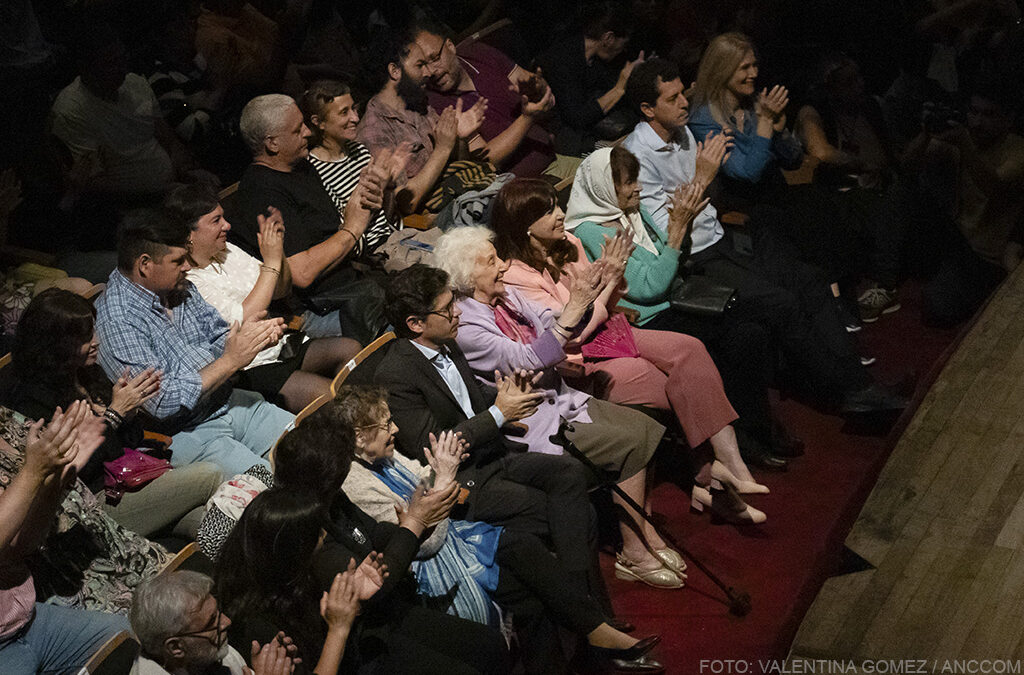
[492,178,768,508]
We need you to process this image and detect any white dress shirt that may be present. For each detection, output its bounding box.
[410,340,504,427]
[622,121,725,254]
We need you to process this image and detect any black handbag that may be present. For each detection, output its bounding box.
[301,267,388,345]
[669,275,737,317]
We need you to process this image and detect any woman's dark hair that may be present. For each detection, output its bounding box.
[491,178,578,282]
[273,407,356,502]
[384,264,451,339]
[609,146,641,188]
[163,183,221,232]
[299,80,353,148]
[12,289,106,406]
[215,488,327,659]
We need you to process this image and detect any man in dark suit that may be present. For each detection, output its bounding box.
[376,265,628,656]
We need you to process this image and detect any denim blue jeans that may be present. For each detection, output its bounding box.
[170,388,294,478]
[0,603,129,674]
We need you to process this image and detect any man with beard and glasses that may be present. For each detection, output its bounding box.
[411,16,559,178]
[95,209,294,478]
[357,28,487,216]
[130,571,299,675]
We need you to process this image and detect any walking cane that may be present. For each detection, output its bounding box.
[550,422,752,616]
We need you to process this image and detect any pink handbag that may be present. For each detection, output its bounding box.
[580,313,641,360]
[104,449,172,503]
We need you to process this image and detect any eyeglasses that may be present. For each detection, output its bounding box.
[358,416,394,432]
[171,607,224,646]
[426,297,456,322]
[423,39,448,69]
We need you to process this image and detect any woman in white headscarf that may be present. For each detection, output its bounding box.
[568,146,787,494]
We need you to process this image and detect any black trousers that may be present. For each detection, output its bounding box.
[381,605,511,674]
[494,529,608,674]
[689,231,869,401]
[463,452,611,613]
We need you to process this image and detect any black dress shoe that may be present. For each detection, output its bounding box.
[741,449,788,471]
[771,419,805,457]
[606,617,636,633]
[581,636,665,673]
[841,382,909,415]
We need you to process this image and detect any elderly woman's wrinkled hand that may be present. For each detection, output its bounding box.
[599,229,634,283]
[423,430,468,487]
[666,182,709,250]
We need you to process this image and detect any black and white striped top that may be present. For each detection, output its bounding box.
[307,141,399,260]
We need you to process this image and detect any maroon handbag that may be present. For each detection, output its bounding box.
[104,449,171,504]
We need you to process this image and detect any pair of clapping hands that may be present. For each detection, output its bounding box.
[22,400,106,487]
[223,311,287,370]
[244,554,389,675]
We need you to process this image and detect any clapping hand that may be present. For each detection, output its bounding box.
[666,182,709,250]
[756,85,789,131]
[248,632,300,675]
[616,50,646,89]
[110,367,162,417]
[256,206,286,269]
[563,259,605,323]
[455,97,488,139]
[321,568,361,630]
[599,228,635,286]
[423,429,468,488]
[224,311,286,370]
[350,551,388,601]
[25,400,106,486]
[694,131,733,186]
[433,106,458,151]
[493,368,544,422]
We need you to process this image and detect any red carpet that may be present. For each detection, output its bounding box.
[600,279,966,674]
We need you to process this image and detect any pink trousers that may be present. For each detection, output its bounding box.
[582,328,737,448]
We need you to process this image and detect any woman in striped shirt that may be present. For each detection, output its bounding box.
[301,80,406,263]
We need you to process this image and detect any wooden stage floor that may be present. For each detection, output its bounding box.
[788,263,1024,672]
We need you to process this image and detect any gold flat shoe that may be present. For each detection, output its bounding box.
[653,548,687,577]
[614,554,685,589]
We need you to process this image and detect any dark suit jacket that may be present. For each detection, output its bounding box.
[374,338,517,480]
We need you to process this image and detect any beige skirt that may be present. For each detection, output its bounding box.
[563,397,664,485]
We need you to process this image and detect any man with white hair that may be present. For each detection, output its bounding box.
[130,571,295,675]
[228,94,387,343]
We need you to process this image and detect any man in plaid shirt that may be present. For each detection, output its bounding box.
[96,209,294,477]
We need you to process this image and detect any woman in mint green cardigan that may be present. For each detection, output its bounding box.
[566,147,782,472]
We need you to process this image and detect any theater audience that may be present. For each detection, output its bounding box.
[433,227,705,581]
[619,62,906,419]
[356,28,489,216]
[219,469,509,674]
[538,0,645,155]
[0,289,221,537]
[413,16,559,177]
[0,403,170,614]
[493,177,767,496]
[0,400,130,673]
[229,93,389,343]
[300,80,405,263]
[903,80,1024,325]
[329,385,663,673]
[687,34,895,330]
[130,570,317,675]
[95,209,294,478]
[167,182,361,412]
[379,265,629,603]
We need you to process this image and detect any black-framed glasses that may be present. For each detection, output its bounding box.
[170,607,224,646]
[426,297,456,322]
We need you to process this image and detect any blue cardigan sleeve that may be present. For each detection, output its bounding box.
[688,105,779,184]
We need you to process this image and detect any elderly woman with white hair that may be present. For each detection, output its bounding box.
[434,226,685,589]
